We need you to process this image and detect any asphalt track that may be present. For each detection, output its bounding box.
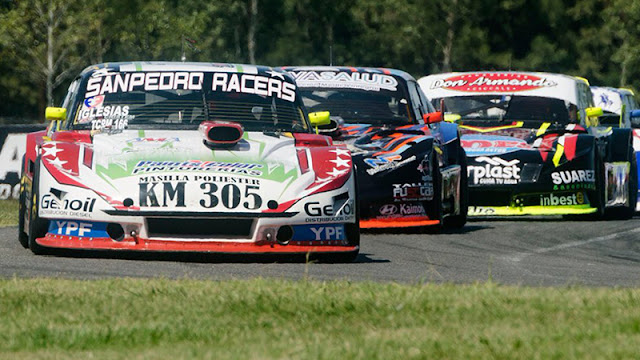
[1,218,640,286]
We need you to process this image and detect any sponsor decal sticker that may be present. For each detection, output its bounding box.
[377,202,426,217]
[468,206,497,215]
[91,117,129,131]
[551,170,597,191]
[83,95,105,108]
[48,220,109,238]
[40,193,96,218]
[539,192,585,206]
[289,71,398,91]
[462,138,532,156]
[468,156,521,185]
[132,160,263,176]
[551,170,595,185]
[85,71,297,102]
[211,72,296,102]
[86,71,205,98]
[430,73,558,92]
[79,104,130,120]
[392,183,434,201]
[304,200,355,223]
[365,155,416,175]
[291,224,346,241]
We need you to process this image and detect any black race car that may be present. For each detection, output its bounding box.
[420,71,637,218]
[284,66,468,229]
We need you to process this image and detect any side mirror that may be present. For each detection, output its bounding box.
[423,111,444,124]
[309,111,331,127]
[444,114,461,122]
[585,107,603,118]
[630,110,640,128]
[45,107,66,121]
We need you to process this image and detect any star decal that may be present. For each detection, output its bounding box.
[42,144,63,158]
[266,70,285,80]
[330,148,350,157]
[330,157,350,168]
[48,157,68,168]
[313,175,333,184]
[326,168,348,177]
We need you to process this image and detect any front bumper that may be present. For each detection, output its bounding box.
[36,234,358,253]
[469,204,596,216]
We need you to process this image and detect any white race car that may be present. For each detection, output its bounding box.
[591,86,640,211]
[19,62,359,261]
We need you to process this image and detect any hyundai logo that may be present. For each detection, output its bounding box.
[379,204,398,215]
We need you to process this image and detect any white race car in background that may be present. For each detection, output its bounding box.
[592,86,640,211]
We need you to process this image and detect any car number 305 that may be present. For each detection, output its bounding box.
[139,181,262,210]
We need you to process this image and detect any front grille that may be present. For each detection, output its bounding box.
[147,218,254,239]
[470,190,511,206]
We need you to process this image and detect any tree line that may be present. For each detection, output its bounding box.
[0,0,637,122]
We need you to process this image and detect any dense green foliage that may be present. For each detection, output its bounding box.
[0,199,17,227]
[0,0,638,121]
[1,278,640,359]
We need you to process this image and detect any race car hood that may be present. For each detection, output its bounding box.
[89,130,300,181]
[461,129,595,189]
[323,123,437,181]
[39,130,351,214]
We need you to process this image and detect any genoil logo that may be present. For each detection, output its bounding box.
[41,194,96,212]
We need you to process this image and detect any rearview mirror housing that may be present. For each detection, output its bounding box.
[45,107,66,121]
[585,107,603,118]
[309,111,331,126]
[423,111,444,124]
[444,114,461,122]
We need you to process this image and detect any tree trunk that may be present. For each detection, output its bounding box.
[46,7,54,106]
[247,0,258,64]
[442,0,457,72]
[620,56,628,87]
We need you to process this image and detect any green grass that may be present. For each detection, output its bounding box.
[1,278,639,359]
[0,199,18,227]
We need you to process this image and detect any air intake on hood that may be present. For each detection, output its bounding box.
[199,121,244,148]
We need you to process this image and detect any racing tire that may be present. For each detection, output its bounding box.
[316,168,360,263]
[588,145,606,220]
[423,151,443,233]
[605,145,638,220]
[443,149,468,229]
[17,155,29,248]
[27,157,50,255]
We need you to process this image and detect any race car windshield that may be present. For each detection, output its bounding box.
[436,95,576,124]
[298,88,413,125]
[72,71,308,133]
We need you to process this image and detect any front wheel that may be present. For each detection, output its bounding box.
[423,151,443,233]
[316,168,360,263]
[605,145,638,220]
[27,157,50,255]
[18,156,29,248]
[444,149,468,229]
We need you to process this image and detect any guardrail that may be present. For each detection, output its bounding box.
[0,124,47,200]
